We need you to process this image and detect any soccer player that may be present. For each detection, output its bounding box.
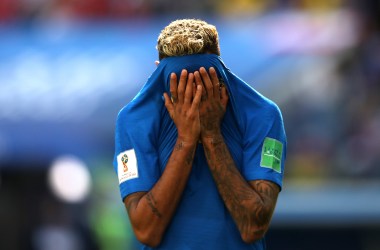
[113,19,286,249]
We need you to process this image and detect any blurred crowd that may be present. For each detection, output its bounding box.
[0,0,373,22]
[282,0,380,181]
[0,0,379,180]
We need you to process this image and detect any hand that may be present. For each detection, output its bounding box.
[163,69,203,145]
[194,67,228,140]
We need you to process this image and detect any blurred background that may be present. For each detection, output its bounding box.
[0,0,379,249]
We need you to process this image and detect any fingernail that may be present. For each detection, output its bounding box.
[171,73,175,78]
[162,95,165,101]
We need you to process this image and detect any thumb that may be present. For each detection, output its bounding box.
[220,86,228,110]
[163,92,175,118]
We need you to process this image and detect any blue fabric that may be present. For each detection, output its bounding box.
[113,54,286,250]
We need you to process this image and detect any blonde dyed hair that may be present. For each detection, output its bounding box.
[157,19,220,60]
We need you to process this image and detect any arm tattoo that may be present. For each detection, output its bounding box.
[125,192,144,213]
[203,137,279,236]
[174,141,184,151]
[250,181,279,227]
[185,147,196,165]
[175,141,196,165]
[146,192,162,218]
[252,180,278,202]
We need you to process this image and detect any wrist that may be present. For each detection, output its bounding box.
[201,132,224,145]
[176,136,198,148]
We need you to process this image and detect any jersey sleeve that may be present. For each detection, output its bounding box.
[113,108,160,201]
[241,102,287,190]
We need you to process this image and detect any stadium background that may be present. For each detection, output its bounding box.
[0,0,379,249]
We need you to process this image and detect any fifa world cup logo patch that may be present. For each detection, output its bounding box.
[121,154,128,172]
[117,149,138,184]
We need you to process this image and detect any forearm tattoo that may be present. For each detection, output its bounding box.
[174,141,184,151]
[175,141,196,165]
[146,191,162,218]
[252,180,278,203]
[204,137,278,234]
[141,141,195,220]
[185,147,196,165]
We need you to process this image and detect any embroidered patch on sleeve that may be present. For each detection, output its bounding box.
[260,137,283,173]
[117,149,138,184]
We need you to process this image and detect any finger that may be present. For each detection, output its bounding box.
[192,81,196,98]
[184,73,194,105]
[169,73,178,103]
[177,69,187,103]
[194,71,206,101]
[163,92,174,119]
[220,85,229,110]
[189,85,202,114]
[199,67,213,98]
[209,67,220,99]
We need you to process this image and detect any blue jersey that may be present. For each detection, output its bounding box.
[113,54,286,250]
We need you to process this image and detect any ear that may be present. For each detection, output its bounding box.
[155,61,160,66]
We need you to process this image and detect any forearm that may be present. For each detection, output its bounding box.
[125,139,196,247]
[202,133,276,243]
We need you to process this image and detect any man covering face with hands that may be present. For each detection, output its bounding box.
[113,19,287,250]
